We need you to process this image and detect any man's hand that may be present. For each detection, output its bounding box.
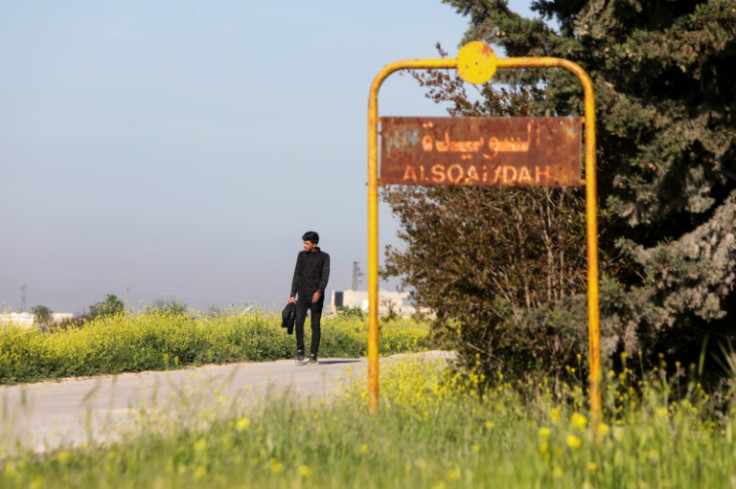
[288,296,296,304]
[312,291,320,303]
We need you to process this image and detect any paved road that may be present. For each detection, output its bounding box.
[0,351,453,454]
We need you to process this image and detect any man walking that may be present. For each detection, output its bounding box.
[289,231,330,364]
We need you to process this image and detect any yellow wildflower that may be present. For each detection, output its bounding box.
[550,408,561,424]
[570,412,588,430]
[270,459,284,474]
[566,434,582,449]
[236,417,251,432]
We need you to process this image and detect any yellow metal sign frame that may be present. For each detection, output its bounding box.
[367,42,601,428]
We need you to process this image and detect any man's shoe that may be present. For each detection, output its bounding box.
[307,354,318,365]
[295,350,305,362]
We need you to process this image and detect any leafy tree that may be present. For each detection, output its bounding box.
[382,65,590,378]
[384,0,736,379]
[88,294,125,319]
[336,306,366,321]
[30,304,52,327]
[205,304,227,317]
[149,298,188,315]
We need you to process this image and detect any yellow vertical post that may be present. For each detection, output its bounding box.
[581,68,602,430]
[367,73,381,413]
[368,58,456,413]
[495,57,601,428]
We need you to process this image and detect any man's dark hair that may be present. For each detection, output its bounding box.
[302,231,319,243]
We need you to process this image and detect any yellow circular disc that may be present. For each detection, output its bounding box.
[457,42,497,84]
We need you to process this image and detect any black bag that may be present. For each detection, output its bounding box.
[281,302,296,335]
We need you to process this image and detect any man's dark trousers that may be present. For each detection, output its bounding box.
[295,293,324,356]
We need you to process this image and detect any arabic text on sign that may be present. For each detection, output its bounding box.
[379,117,583,187]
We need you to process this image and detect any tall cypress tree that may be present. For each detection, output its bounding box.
[384,0,736,375]
[446,0,736,361]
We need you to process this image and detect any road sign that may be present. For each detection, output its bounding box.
[380,116,583,187]
[367,42,601,431]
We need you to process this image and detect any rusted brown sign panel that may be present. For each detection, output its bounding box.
[380,117,583,187]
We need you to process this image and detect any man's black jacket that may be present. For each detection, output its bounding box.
[281,302,296,333]
[290,248,330,299]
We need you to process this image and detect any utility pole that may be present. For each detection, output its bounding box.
[351,262,363,290]
[20,285,27,312]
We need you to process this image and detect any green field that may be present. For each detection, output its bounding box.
[1,314,735,488]
[0,310,432,384]
[1,353,735,488]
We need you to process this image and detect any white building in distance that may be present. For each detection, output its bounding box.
[0,312,73,328]
[326,289,428,317]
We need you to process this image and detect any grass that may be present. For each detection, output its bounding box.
[1,352,735,488]
[0,310,434,385]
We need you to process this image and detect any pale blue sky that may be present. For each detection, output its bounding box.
[0,0,534,313]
